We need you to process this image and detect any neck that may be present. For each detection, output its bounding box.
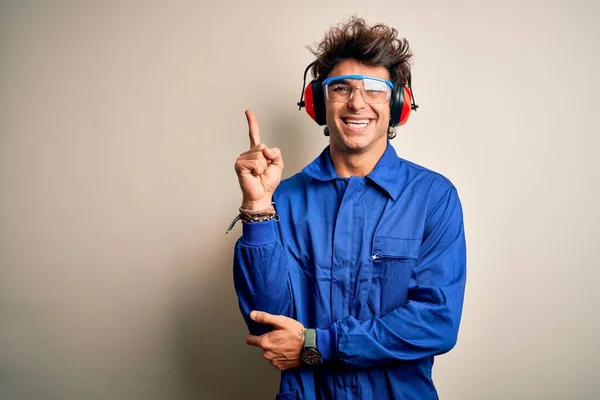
[329,141,387,178]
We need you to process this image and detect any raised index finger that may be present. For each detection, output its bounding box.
[245,110,261,148]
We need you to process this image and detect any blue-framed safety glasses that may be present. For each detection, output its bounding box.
[321,74,395,104]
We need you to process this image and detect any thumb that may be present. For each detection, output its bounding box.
[250,311,284,328]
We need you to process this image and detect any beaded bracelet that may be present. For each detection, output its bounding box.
[225,203,279,234]
[239,205,276,216]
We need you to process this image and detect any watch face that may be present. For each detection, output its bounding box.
[301,348,322,366]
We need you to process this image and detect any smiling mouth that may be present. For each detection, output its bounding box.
[342,118,372,130]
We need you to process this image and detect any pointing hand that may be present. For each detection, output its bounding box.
[234,110,284,210]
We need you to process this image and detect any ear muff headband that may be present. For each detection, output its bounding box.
[297,63,418,128]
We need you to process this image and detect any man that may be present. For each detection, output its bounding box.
[231,17,466,400]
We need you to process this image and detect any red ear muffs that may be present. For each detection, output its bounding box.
[303,79,327,125]
[389,86,413,127]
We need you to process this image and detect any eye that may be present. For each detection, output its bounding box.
[331,85,351,93]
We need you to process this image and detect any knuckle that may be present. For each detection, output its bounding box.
[235,164,246,175]
[259,337,271,350]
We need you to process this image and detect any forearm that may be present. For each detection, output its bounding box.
[316,280,465,367]
[233,220,292,335]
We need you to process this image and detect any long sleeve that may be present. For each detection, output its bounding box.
[233,220,293,336]
[316,186,467,366]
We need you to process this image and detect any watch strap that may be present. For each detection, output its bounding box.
[304,328,316,348]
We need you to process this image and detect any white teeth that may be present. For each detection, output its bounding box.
[345,119,370,128]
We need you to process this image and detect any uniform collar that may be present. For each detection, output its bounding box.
[302,141,400,200]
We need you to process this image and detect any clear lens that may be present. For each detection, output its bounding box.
[325,78,391,104]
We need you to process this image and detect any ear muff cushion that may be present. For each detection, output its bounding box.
[398,87,412,127]
[389,87,404,127]
[310,80,326,126]
[304,80,326,125]
[390,86,414,127]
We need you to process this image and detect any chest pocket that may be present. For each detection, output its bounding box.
[369,237,420,316]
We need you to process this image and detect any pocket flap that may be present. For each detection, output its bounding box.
[373,237,420,259]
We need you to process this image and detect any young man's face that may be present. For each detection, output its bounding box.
[325,58,391,154]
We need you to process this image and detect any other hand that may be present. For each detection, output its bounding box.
[245,311,305,371]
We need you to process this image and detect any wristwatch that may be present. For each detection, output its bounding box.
[300,328,322,366]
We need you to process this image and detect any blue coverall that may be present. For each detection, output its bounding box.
[234,142,467,399]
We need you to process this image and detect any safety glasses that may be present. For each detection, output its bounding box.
[322,75,395,104]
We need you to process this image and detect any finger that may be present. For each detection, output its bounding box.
[245,110,261,148]
[239,146,268,161]
[262,147,284,167]
[235,158,268,176]
[239,144,267,158]
[250,310,285,328]
[246,334,262,347]
[272,362,287,371]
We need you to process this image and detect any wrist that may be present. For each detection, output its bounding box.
[241,198,273,211]
[239,202,277,224]
[226,199,277,235]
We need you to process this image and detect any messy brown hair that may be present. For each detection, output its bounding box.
[308,17,413,139]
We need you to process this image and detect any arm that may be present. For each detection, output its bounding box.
[232,110,289,336]
[233,220,292,336]
[316,186,467,366]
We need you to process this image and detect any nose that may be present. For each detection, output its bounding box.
[347,87,367,110]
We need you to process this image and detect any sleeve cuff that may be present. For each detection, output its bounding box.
[241,220,277,246]
[316,323,338,362]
